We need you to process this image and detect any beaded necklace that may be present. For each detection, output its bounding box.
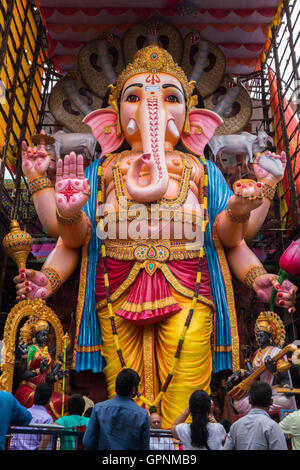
[96,153,209,408]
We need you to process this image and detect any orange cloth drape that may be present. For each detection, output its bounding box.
[268,68,300,226]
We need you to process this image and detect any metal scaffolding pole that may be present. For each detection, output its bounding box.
[10,18,44,222]
[271,25,300,228]
[0,1,30,181]
[284,0,300,118]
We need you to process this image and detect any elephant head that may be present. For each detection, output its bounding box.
[83,45,223,203]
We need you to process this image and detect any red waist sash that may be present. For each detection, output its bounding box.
[95,257,212,325]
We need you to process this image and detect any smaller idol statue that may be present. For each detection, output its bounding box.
[15,317,68,419]
[226,311,297,415]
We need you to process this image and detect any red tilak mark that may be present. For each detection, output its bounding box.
[146,74,160,85]
[59,182,80,202]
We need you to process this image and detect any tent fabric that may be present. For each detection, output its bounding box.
[34,0,284,75]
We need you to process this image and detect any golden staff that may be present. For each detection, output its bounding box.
[2,220,33,272]
[61,333,69,417]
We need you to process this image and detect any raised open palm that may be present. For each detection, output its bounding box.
[55,152,91,218]
[22,131,51,179]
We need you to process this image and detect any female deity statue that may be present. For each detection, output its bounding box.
[226,311,297,415]
[14,45,296,427]
[15,317,68,419]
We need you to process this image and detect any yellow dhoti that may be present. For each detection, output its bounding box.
[97,286,213,429]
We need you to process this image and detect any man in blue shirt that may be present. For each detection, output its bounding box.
[10,383,53,450]
[83,368,150,450]
[0,391,32,450]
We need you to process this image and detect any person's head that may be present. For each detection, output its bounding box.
[115,368,140,397]
[149,406,162,429]
[34,329,49,346]
[256,330,272,349]
[189,390,211,417]
[255,311,286,349]
[33,383,53,407]
[67,394,86,416]
[189,390,212,448]
[249,382,273,410]
[31,320,49,347]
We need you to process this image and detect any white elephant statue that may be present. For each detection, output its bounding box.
[53,131,97,160]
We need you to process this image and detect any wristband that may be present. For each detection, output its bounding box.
[225,207,250,223]
[242,265,267,289]
[262,182,277,201]
[56,209,83,226]
[29,176,53,195]
[41,266,62,293]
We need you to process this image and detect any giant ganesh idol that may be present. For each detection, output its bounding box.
[15,44,296,428]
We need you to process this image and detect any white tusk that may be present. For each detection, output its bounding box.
[167,119,180,138]
[127,118,138,135]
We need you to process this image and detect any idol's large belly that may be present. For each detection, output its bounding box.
[102,172,203,243]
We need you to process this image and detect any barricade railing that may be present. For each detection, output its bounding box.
[6,425,181,451]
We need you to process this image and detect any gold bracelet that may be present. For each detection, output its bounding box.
[242,265,267,289]
[225,207,250,223]
[28,176,53,195]
[56,209,83,226]
[41,266,62,293]
[262,182,277,201]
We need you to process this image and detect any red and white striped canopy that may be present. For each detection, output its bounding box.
[35,0,283,76]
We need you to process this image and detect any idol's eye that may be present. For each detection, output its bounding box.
[165,94,179,103]
[126,94,140,102]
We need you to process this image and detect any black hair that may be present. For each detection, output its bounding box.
[219,419,232,434]
[83,407,94,418]
[249,382,272,408]
[149,405,158,414]
[67,394,86,416]
[33,383,53,406]
[189,390,211,449]
[115,368,140,397]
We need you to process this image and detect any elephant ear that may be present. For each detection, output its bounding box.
[181,109,223,156]
[83,108,124,156]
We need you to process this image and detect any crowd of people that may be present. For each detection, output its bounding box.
[0,368,299,451]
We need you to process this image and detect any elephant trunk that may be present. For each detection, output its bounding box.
[125,96,169,203]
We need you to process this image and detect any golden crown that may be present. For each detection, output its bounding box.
[19,317,49,346]
[32,320,49,334]
[255,311,286,348]
[108,44,195,104]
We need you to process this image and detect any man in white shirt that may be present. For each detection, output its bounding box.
[149,406,174,450]
[223,382,287,450]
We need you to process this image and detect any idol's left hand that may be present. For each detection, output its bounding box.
[253,273,297,313]
[253,151,286,185]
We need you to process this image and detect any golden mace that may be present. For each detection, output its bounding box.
[2,219,33,270]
